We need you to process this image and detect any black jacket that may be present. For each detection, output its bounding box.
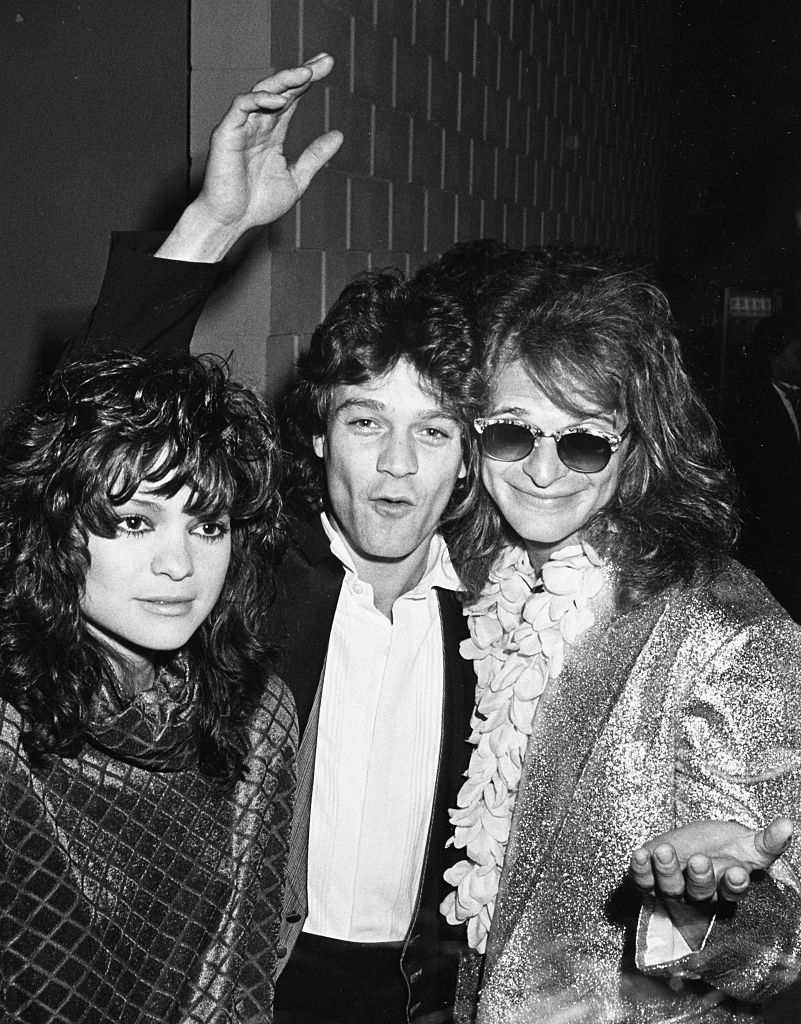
[73,236,475,1020]
[271,516,474,1020]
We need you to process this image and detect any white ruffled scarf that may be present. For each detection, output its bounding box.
[440,541,607,953]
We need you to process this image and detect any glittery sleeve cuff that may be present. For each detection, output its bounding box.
[638,895,709,967]
[636,877,801,1002]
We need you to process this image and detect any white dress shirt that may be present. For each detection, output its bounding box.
[303,514,460,942]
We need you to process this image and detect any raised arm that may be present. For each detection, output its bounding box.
[157,53,342,262]
[62,54,342,365]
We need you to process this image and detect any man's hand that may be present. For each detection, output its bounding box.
[630,817,793,950]
[157,53,343,262]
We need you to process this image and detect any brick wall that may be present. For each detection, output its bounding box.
[190,0,673,396]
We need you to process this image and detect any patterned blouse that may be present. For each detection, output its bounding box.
[0,666,296,1023]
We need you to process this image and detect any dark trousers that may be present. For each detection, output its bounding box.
[274,931,408,1024]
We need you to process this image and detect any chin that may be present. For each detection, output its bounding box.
[511,522,579,547]
[127,624,199,652]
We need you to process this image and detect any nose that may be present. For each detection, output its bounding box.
[521,436,569,488]
[376,431,418,477]
[151,530,194,581]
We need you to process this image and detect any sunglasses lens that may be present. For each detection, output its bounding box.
[557,433,613,473]
[480,422,535,461]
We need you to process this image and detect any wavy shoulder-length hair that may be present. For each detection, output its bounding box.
[280,269,485,537]
[0,352,284,784]
[453,250,739,607]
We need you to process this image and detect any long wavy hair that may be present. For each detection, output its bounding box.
[0,352,284,784]
[454,250,740,607]
[280,269,485,547]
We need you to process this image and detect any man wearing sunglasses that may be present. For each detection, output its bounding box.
[62,56,481,1023]
[64,74,794,1021]
[474,416,629,472]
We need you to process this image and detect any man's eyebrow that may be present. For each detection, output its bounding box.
[332,397,460,422]
[489,404,612,422]
[332,397,384,415]
[416,409,461,423]
[488,404,527,417]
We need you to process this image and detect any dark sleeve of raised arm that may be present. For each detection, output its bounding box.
[56,231,220,369]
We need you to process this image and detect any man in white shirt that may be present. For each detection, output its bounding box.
[64,53,482,1022]
[266,270,483,1022]
[67,53,791,1022]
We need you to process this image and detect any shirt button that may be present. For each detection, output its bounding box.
[276,945,288,958]
[353,583,362,594]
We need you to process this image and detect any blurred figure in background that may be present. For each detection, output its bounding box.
[726,312,801,621]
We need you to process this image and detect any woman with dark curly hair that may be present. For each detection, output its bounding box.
[0,352,295,1024]
[441,253,801,1023]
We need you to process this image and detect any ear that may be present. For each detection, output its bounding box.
[312,435,325,459]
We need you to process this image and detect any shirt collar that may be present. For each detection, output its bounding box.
[319,512,461,597]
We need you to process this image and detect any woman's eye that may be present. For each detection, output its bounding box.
[192,520,230,540]
[117,515,148,534]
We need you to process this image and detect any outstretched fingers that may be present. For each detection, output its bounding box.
[290,130,344,192]
[630,847,655,892]
[718,864,751,903]
[753,816,794,864]
[684,853,717,902]
[218,54,335,136]
[250,53,334,100]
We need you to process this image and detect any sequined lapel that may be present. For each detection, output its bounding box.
[486,590,670,957]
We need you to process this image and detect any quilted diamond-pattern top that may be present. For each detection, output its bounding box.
[0,669,296,1023]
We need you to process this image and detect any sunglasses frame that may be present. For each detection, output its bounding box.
[473,417,629,473]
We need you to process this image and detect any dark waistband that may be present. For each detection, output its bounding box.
[298,931,405,955]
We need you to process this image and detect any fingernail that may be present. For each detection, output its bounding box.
[654,847,674,865]
[305,52,329,63]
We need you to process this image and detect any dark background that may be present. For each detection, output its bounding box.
[1,2,189,408]
[661,0,801,372]
[2,1,801,412]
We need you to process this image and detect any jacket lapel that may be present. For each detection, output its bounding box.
[487,591,669,956]
[269,516,344,732]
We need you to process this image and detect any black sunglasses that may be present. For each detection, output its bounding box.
[474,417,629,473]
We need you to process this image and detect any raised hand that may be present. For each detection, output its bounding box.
[158,54,343,262]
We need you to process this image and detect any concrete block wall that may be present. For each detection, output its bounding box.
[190,0,673,396]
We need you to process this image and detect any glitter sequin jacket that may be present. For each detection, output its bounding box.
[463,560,801,1024]
[0,669,297,1024]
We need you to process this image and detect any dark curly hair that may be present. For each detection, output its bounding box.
[454,250,740,607]
[280,269,485,549]
[0,352,285,784]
